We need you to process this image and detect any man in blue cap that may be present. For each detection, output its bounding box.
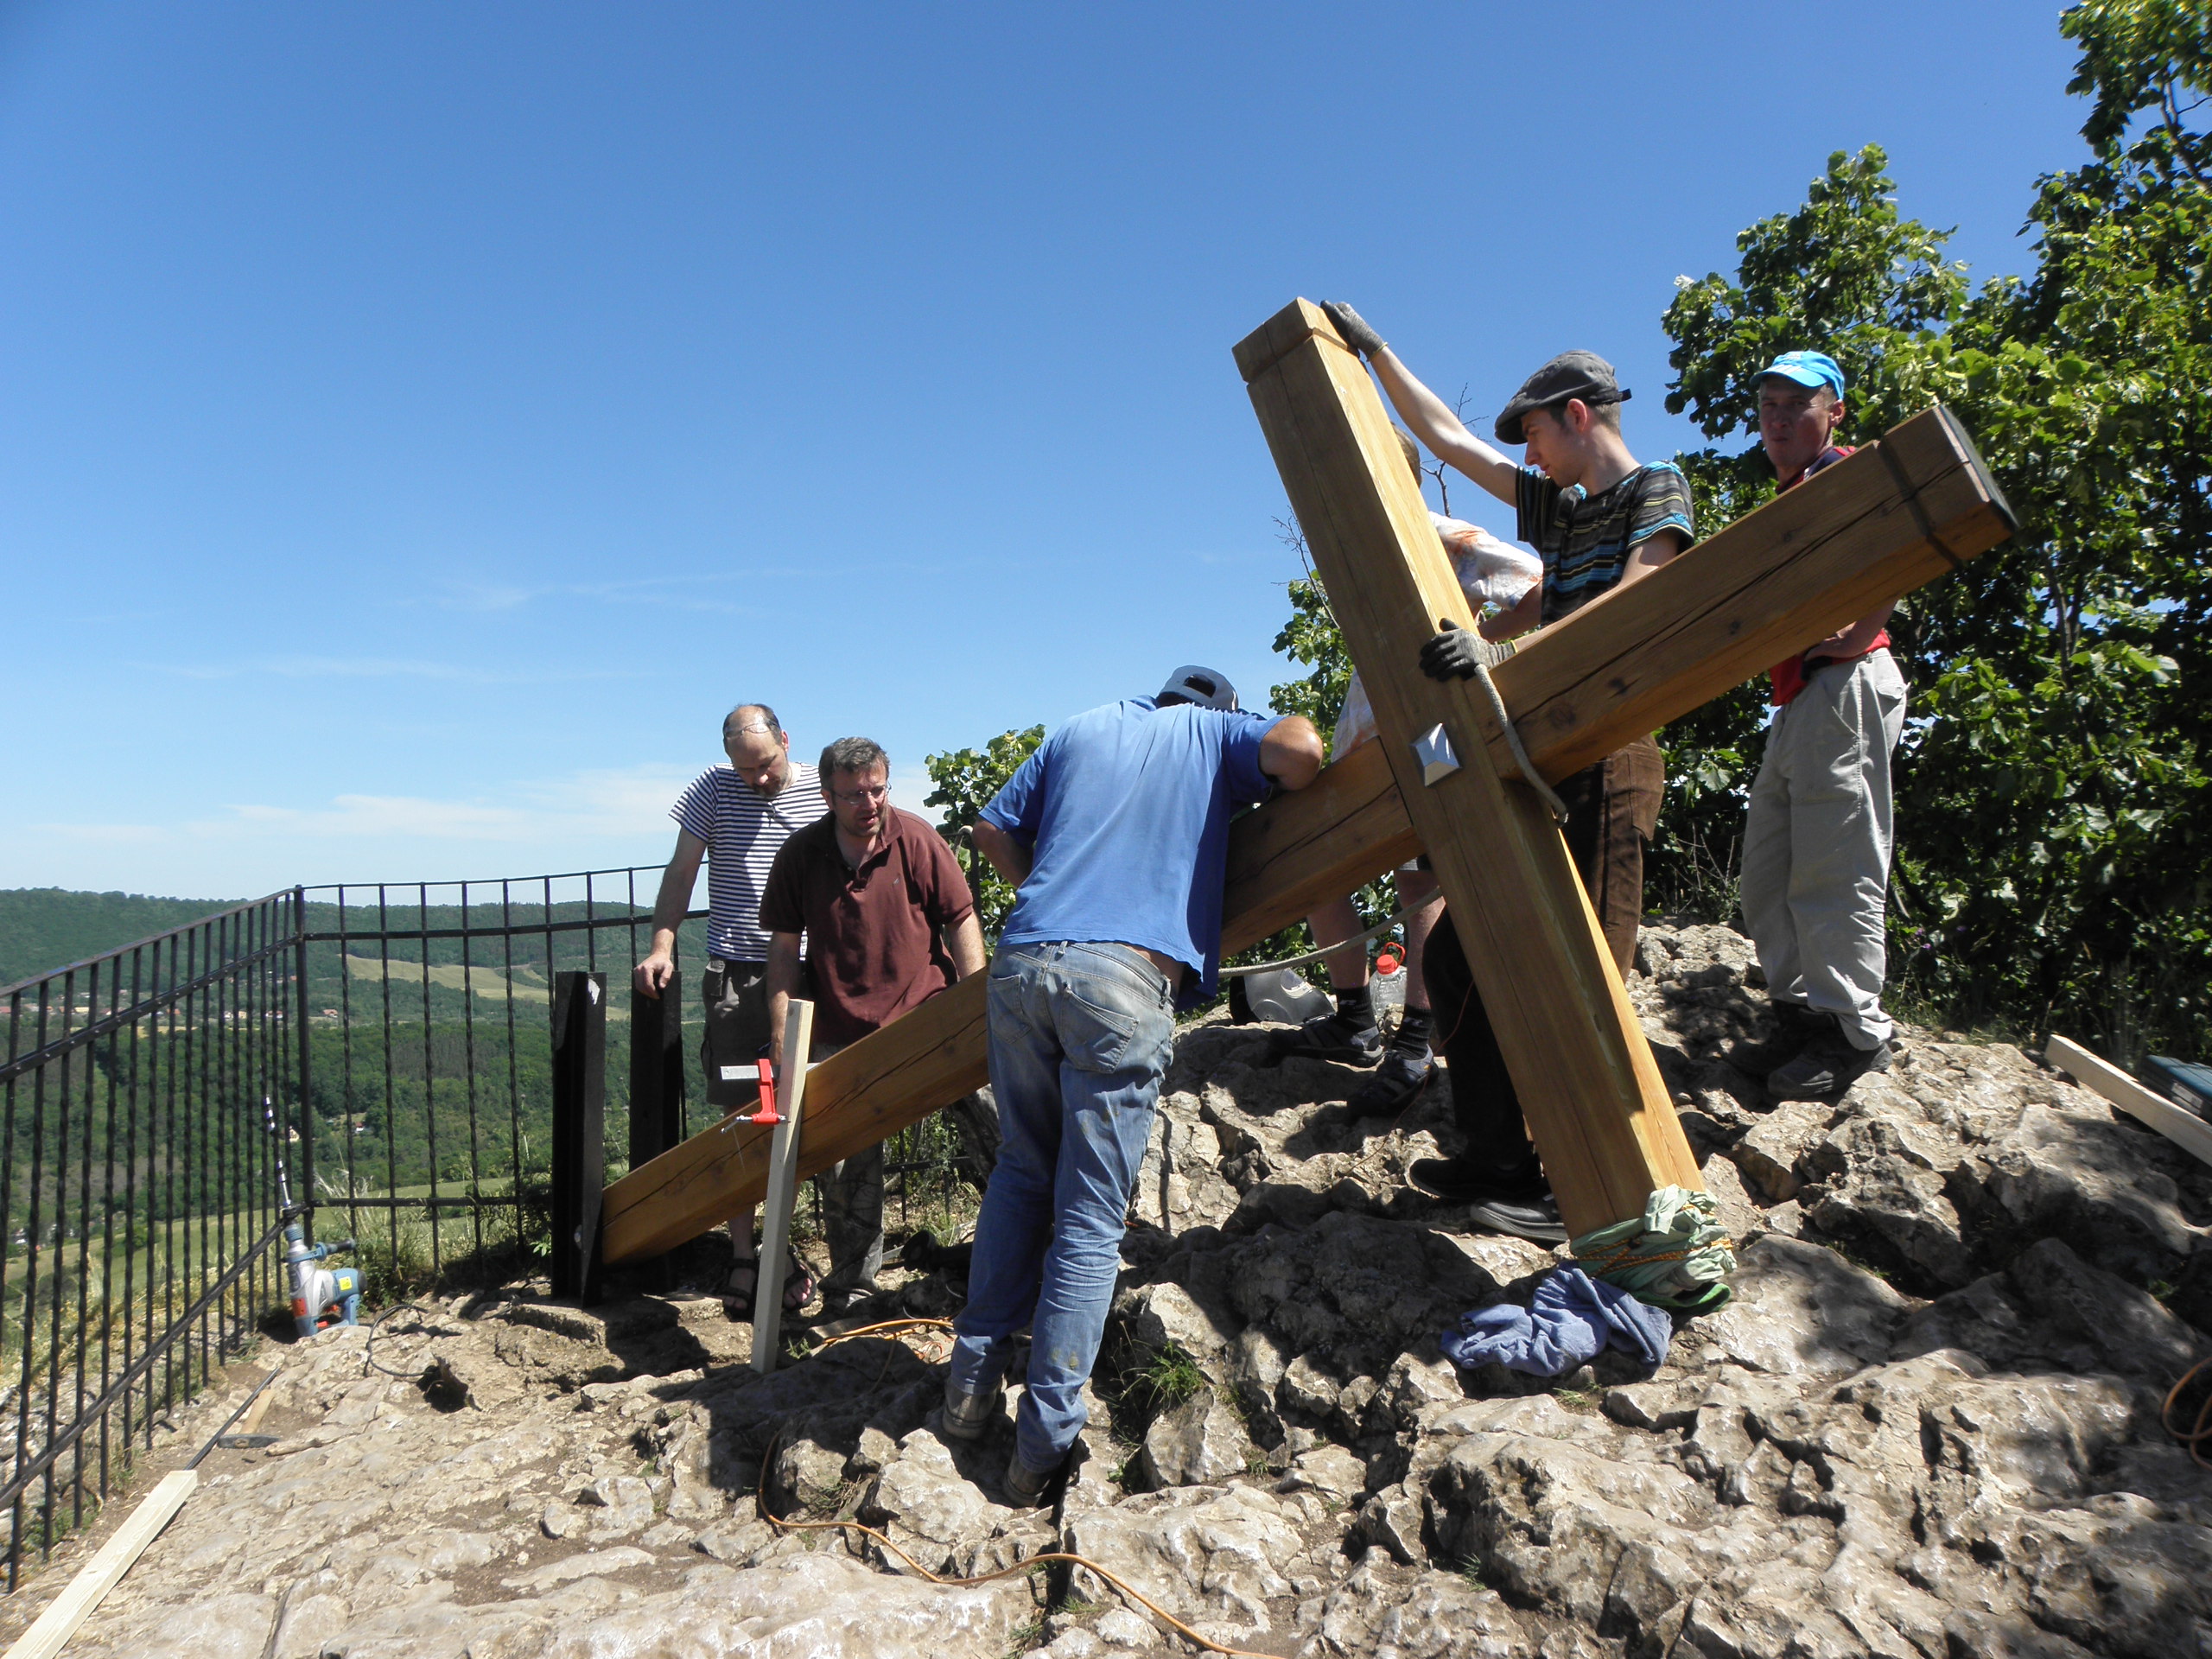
[939,667,1323,1505]
[1740,351,1909,1096]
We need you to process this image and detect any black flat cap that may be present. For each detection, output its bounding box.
[1494,350,1630,444]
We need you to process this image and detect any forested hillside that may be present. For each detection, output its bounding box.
[0,887,246,988]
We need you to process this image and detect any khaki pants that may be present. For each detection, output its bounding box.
[1741,651,1908,1051]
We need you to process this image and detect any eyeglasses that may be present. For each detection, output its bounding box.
[830,783,890,805]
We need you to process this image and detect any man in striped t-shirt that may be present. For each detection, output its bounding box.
[635,702,830,1315]
[1319,304,1694,1242]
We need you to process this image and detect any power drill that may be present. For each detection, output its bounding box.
[285,1223,361,1338]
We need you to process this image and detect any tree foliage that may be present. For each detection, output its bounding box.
[924,725,1044,943]
[1257,3,2207,1064]
[1656,0,2209,1062]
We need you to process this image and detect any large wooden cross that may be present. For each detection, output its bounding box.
[600,297,2013,1262]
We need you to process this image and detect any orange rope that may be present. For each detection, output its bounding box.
[2164,1357,2212,1471]
[815,1317,956,1351]
[754,1427,1287,1658]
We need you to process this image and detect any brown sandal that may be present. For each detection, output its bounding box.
[721,1250,816,1321]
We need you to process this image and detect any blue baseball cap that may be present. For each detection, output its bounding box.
[1756,350,1846,399]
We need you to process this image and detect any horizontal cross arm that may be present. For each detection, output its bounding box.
[1487,404,2013,783]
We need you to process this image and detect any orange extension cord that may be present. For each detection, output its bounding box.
[2164,1357,2212,1471]
[758,1319,1286,1659]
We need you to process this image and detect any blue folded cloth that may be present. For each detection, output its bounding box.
[1439,1266,1673,1377]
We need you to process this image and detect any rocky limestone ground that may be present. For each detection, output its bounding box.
[3,918,2209,1659]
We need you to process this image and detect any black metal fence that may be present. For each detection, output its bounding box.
[0,893,302,1586]
[0,861,979,1584]
[296,868,694,1282]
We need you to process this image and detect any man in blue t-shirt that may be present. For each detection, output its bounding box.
[940,667,1323,1503]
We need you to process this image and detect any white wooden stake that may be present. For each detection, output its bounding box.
[751,997,815,1373]
[2047,1033,2212,1169]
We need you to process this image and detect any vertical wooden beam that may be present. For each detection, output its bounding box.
[751,999,815,1372]
[550,971,606,1302]
[1235,298,1702,1235]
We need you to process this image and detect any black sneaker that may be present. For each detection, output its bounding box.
[1465,1192,1568,1244]
[1273,1007,1383,1065]
[1347,1048,1433,1119]
[1767,1030,1893,1099]
[1408,1157,1568,1243]
[1726,1000,1827,1074]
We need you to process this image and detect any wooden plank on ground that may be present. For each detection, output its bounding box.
[3,1469,197,1659]
[2046,1034,2212,1170]
[1237,296,1700,1234]
[237,1375,277,1437]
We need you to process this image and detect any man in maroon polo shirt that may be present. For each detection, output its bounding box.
[759,735,987,1316]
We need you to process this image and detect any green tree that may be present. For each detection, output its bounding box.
[1268,518,1354,747]
[924,726,1044,943]
[1658,0,2209,1063]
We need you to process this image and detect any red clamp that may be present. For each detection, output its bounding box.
[748,1058,780,1125]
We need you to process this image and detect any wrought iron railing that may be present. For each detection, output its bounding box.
[296,868,692,1281]
[0,861,982,1583]
[0,893,302,1586]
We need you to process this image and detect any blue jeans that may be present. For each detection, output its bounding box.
[949,941,1176,1471]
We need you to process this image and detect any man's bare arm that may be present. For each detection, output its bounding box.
[1368,350,1522,507]
[971,820,1033,887]
[945,912,986,978]
[633,830,708,997]
[1260,715,1325,791]
[1480,583,1544,641]
[1807,601,1898,664]
[765,931,803,1077]
[1319,302,1520,507]
[1611,529,1689,595]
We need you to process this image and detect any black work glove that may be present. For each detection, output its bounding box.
[1320,300,1385,359]
[1418,618,1518,682]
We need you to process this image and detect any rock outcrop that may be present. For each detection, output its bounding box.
[4,918,2206,1659]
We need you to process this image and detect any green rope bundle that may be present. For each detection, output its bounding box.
[1571,1185,1736,1313]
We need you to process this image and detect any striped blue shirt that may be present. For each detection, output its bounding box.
[1516,461,1695,625]
[671,763,829,962]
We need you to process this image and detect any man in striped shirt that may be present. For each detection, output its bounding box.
[1319,304,1693,1242]
[634,702,830,1315]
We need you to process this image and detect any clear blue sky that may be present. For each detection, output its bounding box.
[3,2,2087,900]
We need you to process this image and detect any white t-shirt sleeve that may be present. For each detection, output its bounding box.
[1431,512,1541,612]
